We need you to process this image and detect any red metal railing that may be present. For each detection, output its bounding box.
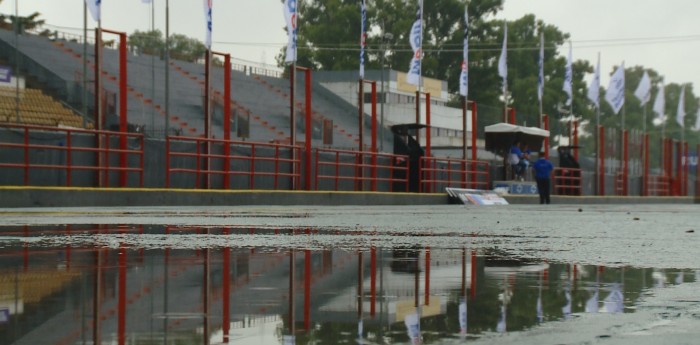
[166,136,302,189]
[418,157,490,193]
[552,167,582,195]
[314,148,410,192]
[647,175,671,196]
[0,124,144,187]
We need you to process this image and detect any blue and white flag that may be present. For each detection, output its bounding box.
[459,6,468,97]
[537,32,544,102]
[85,0,101,22]
[634,71,652,105]
[283,0,297,63]
[587,54,600,108]
[497,23,507,94]
[563,43,573,106]
[677,85,686,127]
[359,0,367,78]
[406,0,423,86]
[203,0,212,48]
[652,82,665,124]
[605,62,625,115]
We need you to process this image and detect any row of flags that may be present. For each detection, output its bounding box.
[86,0,698,132]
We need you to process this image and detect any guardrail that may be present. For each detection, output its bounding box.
[418,157,490,193]
[166,136,301,189]
[647,175,671,196]
[0,124,143,187]
[552,167,582,195]
[314,148,410,192]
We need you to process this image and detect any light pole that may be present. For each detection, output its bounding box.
[379,32,392,152]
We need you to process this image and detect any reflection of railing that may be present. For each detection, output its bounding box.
[647,175,671,196]
[166,136,301,190]
[314,148,409,192]
[0,124,144,187]
[552,168,582,195]
[419,157,490,193]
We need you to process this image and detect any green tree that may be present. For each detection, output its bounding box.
[127,30,207,63]
[129,29,165,56]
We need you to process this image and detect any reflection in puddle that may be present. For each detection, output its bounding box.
[0,225,695,344]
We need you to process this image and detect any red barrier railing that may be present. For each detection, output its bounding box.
[314,148,410,192]
[166,136,301,189]
[418,157,490,193]
[647,175,671,196]
[0,124,144,187]
[552,167,582,195]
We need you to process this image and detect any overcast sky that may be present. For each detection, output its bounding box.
[1,0,699,101]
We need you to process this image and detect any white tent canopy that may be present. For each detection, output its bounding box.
[484,123,550,153]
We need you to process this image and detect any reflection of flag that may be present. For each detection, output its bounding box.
[536,295,543,322]
[497,24,508,94]
[634,71,652,105]
[603,284,624,313]
[406,1,423,86]
[562,288,572,318]
[203,0,212,48]
[283,0,297,63]
[653,82,665,124]
[537,32,544,102]
[459,299,467,335]
[459,6,468,97]
[587,54,600,108]
[677,85,686,127]
[496,305,506,333]
[85,0,101,22]
[585,290,599,313]
[563,44,572,106]
[359,0,367,78]
[676,272,684,284]
[404,313,421,343]
[605,62,625,114]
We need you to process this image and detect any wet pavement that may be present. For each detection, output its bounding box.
[0,204,699,344]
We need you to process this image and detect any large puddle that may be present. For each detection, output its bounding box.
[1,222,698,345]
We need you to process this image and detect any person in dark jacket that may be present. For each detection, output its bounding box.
[532,152,554,204]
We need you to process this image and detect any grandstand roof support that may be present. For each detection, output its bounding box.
[295,66,312,191]
[360,79,378,190]
[212,51,231,189]
[100,29,129,187]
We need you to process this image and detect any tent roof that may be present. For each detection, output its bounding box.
[484,123,550,153]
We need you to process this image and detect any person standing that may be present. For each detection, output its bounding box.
[533,152,554,204]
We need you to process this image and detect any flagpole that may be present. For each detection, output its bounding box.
[594,52,600,196]
[14,0,19,123]
[82,2,87,127]
[150,0,155,133]
[567,41,573,145]
[538,31,543,128]
[165,0,170,138]
[417,0,424,141]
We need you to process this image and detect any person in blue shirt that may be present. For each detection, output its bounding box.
[532,152,554,204]
[508,140,526,180]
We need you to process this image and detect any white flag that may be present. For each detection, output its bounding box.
[497,23,508,94]
[587,54,600,108]
[85,0,101,22]
[359,0,367,78]
[203,0,212,48]
[406,1,423,86]
[537,32,544,102]
[652,82,665,124]
[563,43,573,106]
[634,71,651,105]
[694,107,700,131]
[459,6,468,97]
[676,85,686,127]
[605,62,625,115]
[283,0,297,63]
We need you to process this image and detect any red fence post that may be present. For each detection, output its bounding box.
[573,120,579,162]
[118,33,128,187]
[684,141,689,196]
[599,126,605,196]
[371,81,377,191]
[304,68,312,191]
[66,131,72,186]
[470,101,478,188]
[623,130,628,196]
[676,140,682,196]
[508,107,516,125]
[223,54,231,189]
